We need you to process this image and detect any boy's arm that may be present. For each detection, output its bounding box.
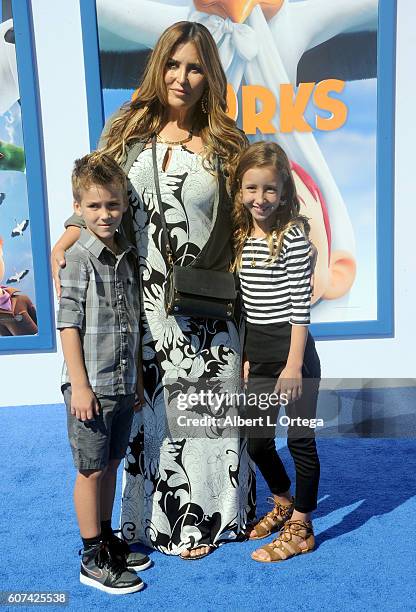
[57,255,99,421]
[60,329,100,421]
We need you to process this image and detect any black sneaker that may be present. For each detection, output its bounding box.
[80,543,144,595]
[105,530,152,571]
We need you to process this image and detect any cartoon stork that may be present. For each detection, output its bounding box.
[96,0,378,308]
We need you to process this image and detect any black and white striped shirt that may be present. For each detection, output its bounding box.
[239,226,311,326]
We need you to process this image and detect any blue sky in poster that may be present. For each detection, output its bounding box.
[0,101,36,305]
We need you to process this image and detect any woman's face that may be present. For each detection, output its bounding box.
[164,41,206,114]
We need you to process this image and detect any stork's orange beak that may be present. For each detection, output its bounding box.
[194,0,284,24]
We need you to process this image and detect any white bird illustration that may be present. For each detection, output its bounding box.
[11,218,29,237]
[6,268,29,283]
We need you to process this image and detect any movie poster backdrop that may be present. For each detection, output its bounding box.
[81,0,396,339]
[0,0,54,353]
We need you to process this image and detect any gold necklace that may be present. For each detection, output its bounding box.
[157,128,193,147]
[248,236,265,268]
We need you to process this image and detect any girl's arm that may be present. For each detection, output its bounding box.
[275,226,312,402]
[275,325,307,402]
[243,357,250,386]
[287,324,308,371]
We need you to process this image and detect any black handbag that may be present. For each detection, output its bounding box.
[151,136,237,320]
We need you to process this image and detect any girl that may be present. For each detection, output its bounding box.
[232,141,321,563]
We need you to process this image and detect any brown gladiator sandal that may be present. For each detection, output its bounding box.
[247,496,294,540]
[251,519,315,563]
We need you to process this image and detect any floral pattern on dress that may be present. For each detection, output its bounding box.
[121,144,256,554]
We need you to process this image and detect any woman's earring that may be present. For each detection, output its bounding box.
[201,91,209,114]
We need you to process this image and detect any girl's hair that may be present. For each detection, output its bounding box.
[231,141,310,269]
[101,21,247,174]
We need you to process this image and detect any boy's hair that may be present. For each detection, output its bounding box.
[72,152,127,202]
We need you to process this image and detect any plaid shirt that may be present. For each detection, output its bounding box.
[57,228,141,395]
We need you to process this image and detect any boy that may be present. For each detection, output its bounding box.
[57,152,149,594]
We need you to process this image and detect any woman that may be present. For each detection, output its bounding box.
[52,21,255,559]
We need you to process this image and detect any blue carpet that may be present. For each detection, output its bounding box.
[0,403,415,611]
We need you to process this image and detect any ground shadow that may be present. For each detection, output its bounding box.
[255,430,415,548]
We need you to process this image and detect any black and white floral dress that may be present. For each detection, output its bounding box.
[120,143,255,554]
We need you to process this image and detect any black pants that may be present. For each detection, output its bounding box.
[247,333,321,514]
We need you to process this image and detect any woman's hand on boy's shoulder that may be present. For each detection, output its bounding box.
[51,246,67,299]
[51,226,82,298]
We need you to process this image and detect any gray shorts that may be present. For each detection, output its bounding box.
[63,385,135,471]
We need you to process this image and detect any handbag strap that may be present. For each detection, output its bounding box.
[152,135,174,266]
[151,134,223,268]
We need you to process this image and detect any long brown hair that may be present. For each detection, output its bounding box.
[231,141,310,270]
[101,21,247,174]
